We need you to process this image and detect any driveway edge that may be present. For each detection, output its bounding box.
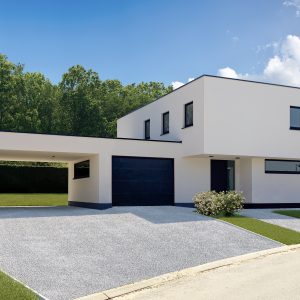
[75,244,300,300]
[0,268,49,300]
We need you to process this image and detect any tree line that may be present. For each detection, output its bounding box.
[0,54,172,138]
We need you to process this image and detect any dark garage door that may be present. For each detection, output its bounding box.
[112,156,174,206]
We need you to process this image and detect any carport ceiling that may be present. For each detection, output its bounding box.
[0,149,96,162]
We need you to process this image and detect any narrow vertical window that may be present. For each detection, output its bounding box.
[162,112,169,135]
[184,102,193,127]
[290,106,300,129]
[144,119,150,140]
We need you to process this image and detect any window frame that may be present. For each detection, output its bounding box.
[290,106,300,130]
[183,101,193,128]
[161,111,170,135]
[265,159,300,174]
[144,119,150,140]
[74,160,90,179]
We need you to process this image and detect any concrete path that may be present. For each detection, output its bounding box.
[0,206,280,300]
[241,209,300,232]
[87,245,300,300]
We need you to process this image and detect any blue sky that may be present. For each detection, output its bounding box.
[1,0,300,86]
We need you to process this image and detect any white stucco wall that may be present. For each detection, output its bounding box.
[252,158,300,203]
[117,78,204,154]
[204,76,300,159]
[239,158,252,203]
[68,155,100,204]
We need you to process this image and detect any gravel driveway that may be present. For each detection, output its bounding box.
[0,206,280,300]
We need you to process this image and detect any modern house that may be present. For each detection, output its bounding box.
[1,75,300,208]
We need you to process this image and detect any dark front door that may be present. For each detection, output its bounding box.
[211,160,235,192]
[112,156,174,206]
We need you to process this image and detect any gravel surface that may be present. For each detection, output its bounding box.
[0,206,280,300]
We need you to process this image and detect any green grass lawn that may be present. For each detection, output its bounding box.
[216,215,300,245]
[273,210,300,219]
[0,193,68,206]
[0,270,38,300]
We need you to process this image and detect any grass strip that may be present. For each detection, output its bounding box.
[215,214,300,245]
[0,270,38,300]
[273,210,300,219]
[0,193,67,206]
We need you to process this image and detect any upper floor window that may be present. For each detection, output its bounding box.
[162,112,169,135]
[290,106,300,130]
[74,160,90,179]
[184,102,193,128]
[144,119,150,140]
[265,159,300,174]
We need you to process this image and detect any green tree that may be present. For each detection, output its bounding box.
[58,65,105,136]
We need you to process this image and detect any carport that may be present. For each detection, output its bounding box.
[0,131,181,208]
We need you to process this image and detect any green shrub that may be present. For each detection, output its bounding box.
[193,191,244,216]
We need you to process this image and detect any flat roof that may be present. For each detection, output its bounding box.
[0,130,182,143]
[118,74,300,118]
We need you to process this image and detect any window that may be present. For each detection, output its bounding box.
[265,159,300,174]
[162,112,169,135]
[74,160,90,179]
[290,106,300,130]
[144,119,150,140]
[184,102,193,128]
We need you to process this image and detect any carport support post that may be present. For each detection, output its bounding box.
[99,153,112,209]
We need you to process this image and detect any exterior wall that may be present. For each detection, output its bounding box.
[203,77,300,159]
[252,158,300,203]
[175,157,210,203]
[239,158,252,203]
[117,78,205,156]
[68,155,100,204]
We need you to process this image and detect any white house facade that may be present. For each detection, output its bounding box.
[1,75,300,208]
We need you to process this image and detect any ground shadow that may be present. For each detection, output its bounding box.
[0,205,211,224]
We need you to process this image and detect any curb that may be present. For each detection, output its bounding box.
[74,244,300,300]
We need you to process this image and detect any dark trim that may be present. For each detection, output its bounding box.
[181,124,193,129]
[290,105,300,109]
[0,130,181,143]
[68,201,112,210]
[244,203,300,209]
[266,158,300,163]
[144,119,150,140]
[120,74,300,119]
[290,127,300,130]
[184,101,193,128]
[265,159,300,174]
[112,155,175,161]
[162,111,170,135]
[175,203,194,208]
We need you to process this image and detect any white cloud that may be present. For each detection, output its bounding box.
[217,35,300,87]
[232,36,239,43]
[171,77,195,90]
[171,81,184,89]
[218,67,239,79]
[283,0,300,16]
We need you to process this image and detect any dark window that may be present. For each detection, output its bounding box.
[144,119,150,140]
[290,106,300,130]
[74,160,90,179]
[265,159,300,174]
[162,112,169,134]
[184,102,193,127]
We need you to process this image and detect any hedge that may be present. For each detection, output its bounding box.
[0,166,68,193]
